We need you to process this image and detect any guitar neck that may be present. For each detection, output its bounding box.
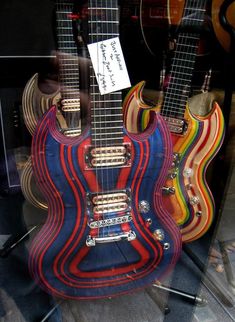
[161,0,207,119]
[88,0,124,146]
[55,0,81,135]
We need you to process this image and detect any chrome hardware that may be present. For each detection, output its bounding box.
[93,202,128,214]
[172,153,181,167]
[163,243,170,250]
[138,200,150,214]
[145,218,152,226]
[90,146,127,157]
[154,229,165,241]
[88,214,132,228]
[91,156,126,167]
[92,192,128,205]
[62,128,81,137]
[85,144,131,168]
[189,196,200,205]
[86,230,136,247]
[196,211,202,217]
[162,186,175,195]
[61,98,80,111]
[183,168,194,178]
[87,190,131,215]
[164,117,186,134]
[167,171,177,179]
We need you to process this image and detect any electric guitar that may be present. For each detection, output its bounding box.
[21,0,82,210]
[28,0,181,299]
[123,0,225,242]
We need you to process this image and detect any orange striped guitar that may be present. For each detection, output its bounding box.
[123,0,225,242]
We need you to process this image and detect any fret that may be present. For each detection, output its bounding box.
[166,88,189,96]
[57,27,72,30]
[92,131,123,135]
[58,46,77,50]
[183,8,205,12]
[171,64,194,70]
[57,19,73,22]
[170,70,193,77]
[89,20,119,24]
[91,114,122,118]
[92,137,124,141]
[93,126,123,130]
[60,72,79,77]
[60,88,79,91]
[88,7,118,10]
[56,11,72,14]
[89,33,119,36]
[92,107,122,110]
[93,100,122,103]
[91,120,123,124]
[61,80,80,84]
[59,58,78,61]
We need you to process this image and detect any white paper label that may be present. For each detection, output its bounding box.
[88,37,131,95]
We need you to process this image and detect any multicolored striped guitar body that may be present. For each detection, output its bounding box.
[29,0,181,299]
[124,0,225,242]
[123,83,224,242]
[29,105,181,299]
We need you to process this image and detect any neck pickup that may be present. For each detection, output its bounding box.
[85,144,131,169]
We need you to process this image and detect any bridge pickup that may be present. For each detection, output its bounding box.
[163,116,187,134]
[88,214,133,228]
[87,190,131,215]
[86,230,136,247]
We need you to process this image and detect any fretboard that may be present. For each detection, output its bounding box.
[55,0,81,133]
[88,0,123,146]
[161,0,207,119]
[56,1,80,99]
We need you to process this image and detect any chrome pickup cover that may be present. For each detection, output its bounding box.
[163,116,187,134]
[61,98,80,111]
[85,144,131,168]
[87,190,131,216]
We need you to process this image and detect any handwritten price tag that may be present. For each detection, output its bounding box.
[88,37,131,95]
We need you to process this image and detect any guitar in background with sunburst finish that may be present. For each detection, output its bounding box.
[123,0,225,242]
[21,0,82,210]
[28,0,181,299]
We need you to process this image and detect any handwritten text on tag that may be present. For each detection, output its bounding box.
[88,37,131,95]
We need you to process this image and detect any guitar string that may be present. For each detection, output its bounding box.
[162,0,207,119]
[91,0,102,238]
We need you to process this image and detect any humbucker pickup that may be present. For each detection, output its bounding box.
[163,116,187,134]
[85,144,131,169]
[87,189,131,217]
